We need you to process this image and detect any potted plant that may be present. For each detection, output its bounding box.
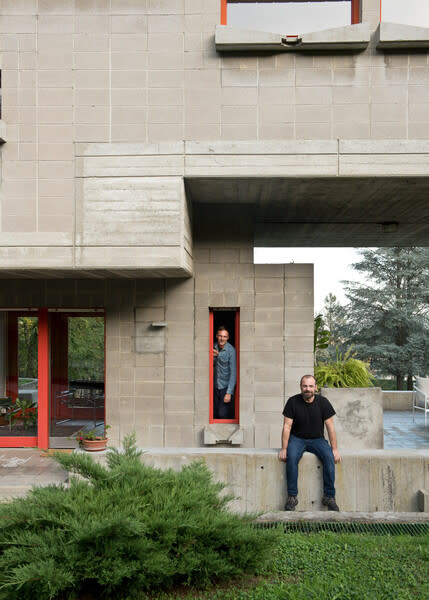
[75,425,109,452]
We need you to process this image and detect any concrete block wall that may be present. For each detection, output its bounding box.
[0,255,313,449]
[1,0,429,270]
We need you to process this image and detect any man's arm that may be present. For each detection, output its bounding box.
[325,417,341,463]
[278,417,293,461]
[224,347,237,402]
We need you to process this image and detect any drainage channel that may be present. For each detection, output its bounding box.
[253,511,429,536]
[255,521,429,535]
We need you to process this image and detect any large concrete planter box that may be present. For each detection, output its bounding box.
[323,387,384,450]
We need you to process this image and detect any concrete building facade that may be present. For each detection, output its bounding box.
[0,0,428,450]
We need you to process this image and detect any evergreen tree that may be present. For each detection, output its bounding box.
[341,247,429,390]
[322,293,347,348]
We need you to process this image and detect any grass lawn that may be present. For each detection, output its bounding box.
[147,531,429,600]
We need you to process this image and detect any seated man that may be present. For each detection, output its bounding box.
[278,374,341,511]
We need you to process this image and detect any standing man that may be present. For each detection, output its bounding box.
[213,326,236,419]
[278,374,341,511]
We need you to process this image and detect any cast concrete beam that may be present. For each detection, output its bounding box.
[215,24,370,52]
[376,22,429,49]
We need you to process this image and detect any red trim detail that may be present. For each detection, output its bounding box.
[223,1,361,26]
[0,437,38,447]
[209,308,240,425]
[221,0,227,25]
[209,311,214,423]
[38,308,49,450]
[234,309,240,424]
[351,0,360,25]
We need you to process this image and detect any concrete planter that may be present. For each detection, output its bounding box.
[322,387,384,449]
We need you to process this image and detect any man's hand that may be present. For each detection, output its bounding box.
[223,393,231,403]
[213,348,218,358]
[332,449,341,464]
[278,448,287,461]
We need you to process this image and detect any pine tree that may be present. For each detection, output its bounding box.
[322,293,347,348]
[340,247,429,390]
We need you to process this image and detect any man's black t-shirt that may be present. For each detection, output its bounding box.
[282,394,335,439]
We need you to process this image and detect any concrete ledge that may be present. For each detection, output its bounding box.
[376,22,429,49]
[383,391,413,411]
[215,24,370,52]
[89,448,429,514]
[203,424,244,445]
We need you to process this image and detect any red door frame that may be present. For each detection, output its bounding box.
[0,308,105,449]
[221,1,361,26]
[0,310,46,448]
[209,308,240,425]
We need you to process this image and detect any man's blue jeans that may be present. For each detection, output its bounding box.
[286,434,336,497]
[214,387,235,419]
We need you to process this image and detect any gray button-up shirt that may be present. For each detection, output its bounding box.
[214,341,236,394]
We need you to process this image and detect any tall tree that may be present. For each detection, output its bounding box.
[341,247,429,390]
[322,293,347,347]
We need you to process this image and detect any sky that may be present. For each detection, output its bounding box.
[228,1,429,35]
[254,247,368,313]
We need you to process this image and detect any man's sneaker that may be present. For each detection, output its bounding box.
[284,496,298,511]
[322,496,340,511]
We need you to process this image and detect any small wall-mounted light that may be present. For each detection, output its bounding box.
[380,222,399,233]
[151,322,167,328]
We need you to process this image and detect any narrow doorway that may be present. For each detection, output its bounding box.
[209,308,240,424]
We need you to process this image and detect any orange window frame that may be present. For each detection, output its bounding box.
[209,308,240,425]
[0,308,105,449]
[221,0,361,26]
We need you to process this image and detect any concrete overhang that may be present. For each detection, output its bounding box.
[376,22,429,49]
[186,176,429,247]
[0,267,191,279]
[185,140,429,247]
[215,23,370,52]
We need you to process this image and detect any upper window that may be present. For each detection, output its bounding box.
[381,0,429,29]
[221,0,360,35]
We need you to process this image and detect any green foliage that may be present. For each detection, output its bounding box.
[314,314,330,361]
[150,531,429,600]
[68,316,104,381]
[18,317,38,379]
[340,247,429,389]
[0,434,281,599]
[315,346,375,388]
[10,397,37,430]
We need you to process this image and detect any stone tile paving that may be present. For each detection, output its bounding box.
[383,410,429,449]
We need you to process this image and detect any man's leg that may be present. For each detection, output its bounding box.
[307,438,336,498]
[214,388,234,419]
[286,435,306,497]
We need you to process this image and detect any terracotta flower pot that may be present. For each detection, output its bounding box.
[82,438,108,452]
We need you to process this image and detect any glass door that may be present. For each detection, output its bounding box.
[49,312,105,449]
[0,312,38,444]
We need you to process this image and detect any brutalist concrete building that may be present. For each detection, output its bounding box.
[0,0,428,451]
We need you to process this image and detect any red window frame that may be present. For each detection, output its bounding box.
[221,0,361,27]
[209,308,240,425]
[0,308,105,449]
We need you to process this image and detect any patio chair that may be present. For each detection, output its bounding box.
[413,376,429,428]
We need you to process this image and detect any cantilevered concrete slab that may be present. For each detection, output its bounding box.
[215,23,370,52]
[377,22,429,49]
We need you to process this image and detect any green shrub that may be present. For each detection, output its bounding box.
[315,347,375,388]
[0,435,281,600]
